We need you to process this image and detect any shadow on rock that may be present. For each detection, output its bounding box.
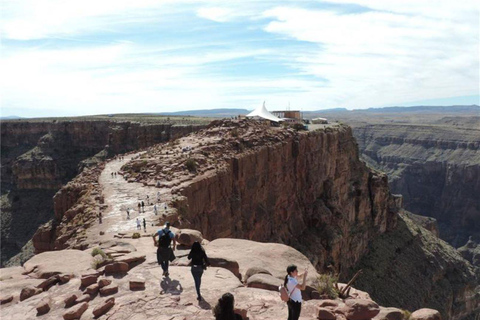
[198,299,212,310]
[160,276,183,295]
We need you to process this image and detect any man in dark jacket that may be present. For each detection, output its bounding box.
[153,222,176,277]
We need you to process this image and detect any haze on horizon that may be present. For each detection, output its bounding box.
[1,0,479,118]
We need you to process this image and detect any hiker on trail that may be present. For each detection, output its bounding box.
[114,172,117,177]
[146,195,150,205]
[153,222,176,277]
[126,208,130,219]
[138,202,141,213]
[284,265,307,320]
[154,204,158,215]
[143,218,146,232]
[98,212,102,224]
[136,218,141,230]
[213,293,243,320]
[164,204,167,212]
[188,241,210,301]
[157,191,161,202]
[111,172,113,178]
[141,201,145,212]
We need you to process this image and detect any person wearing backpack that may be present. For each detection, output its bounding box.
[153,222,176,277]
[284,264,307,320]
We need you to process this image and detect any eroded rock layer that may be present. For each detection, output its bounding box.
[352,123,480,247]
[1,120,205,265]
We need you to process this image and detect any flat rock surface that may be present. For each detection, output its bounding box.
[23,250,94,278]
[206,238,317,283]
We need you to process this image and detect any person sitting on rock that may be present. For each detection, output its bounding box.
[213,292,243,320]
[187,241,210,301]
[153,222,176,277]
[284,264,307,320]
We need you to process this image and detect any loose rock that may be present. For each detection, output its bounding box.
[36,300,50,315]
[104,262,129,274]
[92,297,115,318]
[64,294,77,308]
[100,284,118,296]
[63,302,88,320]
[20,286,42,301]
[410,309,442,320]
[129,278,145,291]
[0,295,13,305]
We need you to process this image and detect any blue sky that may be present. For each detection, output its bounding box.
[1,0,479,118]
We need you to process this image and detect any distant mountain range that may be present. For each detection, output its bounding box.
[0,116,22,120]
[157,105,479,118]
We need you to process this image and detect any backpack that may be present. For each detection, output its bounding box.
[158,229,172,248]
[279,285,291,302]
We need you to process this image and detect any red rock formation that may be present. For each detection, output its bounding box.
[172,122,398,272]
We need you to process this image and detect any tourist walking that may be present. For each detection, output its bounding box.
[141,201,145,213]
[157,191,161,202]
[153,222,176,277]
[126,208,130,219]
[146,195,150,205]
[284,265,307,320]
[187,241,210,301]
[213,293,243,320]
[136,218,141,230]
[143,218,146,232]
[138,202,141,213]
[154,204,158,215]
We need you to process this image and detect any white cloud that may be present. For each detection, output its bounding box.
[262,2,479,108]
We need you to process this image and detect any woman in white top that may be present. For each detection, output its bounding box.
[284,264,308,320]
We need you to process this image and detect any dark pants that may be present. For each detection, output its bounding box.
[287,300,301,320]
[160,260,169,272]
[157,247,171,273]
[191,265,203,297]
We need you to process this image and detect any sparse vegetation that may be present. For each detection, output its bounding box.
[315,273,339,299]
[132,232,141,239]
[185,158,197,172]
[402,310,412,320]
[231,128,239,137]
[91,247,107,259]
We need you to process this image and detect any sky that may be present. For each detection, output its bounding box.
[1,0,479,118]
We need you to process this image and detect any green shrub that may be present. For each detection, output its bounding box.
[402,310,411,320]
[231,128,239,137]
[91,247,107,259]
[315,274,339,299]
[185,158,197,172]
[132,232,141,239]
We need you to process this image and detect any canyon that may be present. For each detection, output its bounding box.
[317,107,480,250]
[27,119,479,319]
[1,110,479,319]
[0,117,207,266]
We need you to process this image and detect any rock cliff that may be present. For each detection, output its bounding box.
[1,119,205,265]
[351,123,480,247]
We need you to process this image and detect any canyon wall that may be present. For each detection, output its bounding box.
[351,123,480,247]
[175,124,399,273]
[0,120,205,265]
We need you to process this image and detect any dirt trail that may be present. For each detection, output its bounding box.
[86,153,171,241]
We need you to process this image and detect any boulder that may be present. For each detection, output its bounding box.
[64,294,77,308]
[20,286,42,301]
[244,266,272,281]
[176,229,204,247]
[318,307,336,320]
[104,262,129,274]
[410,309,442,320]
[98,278,112,288]
[100,284,118,296]
[59,274,73,284]
[37,275,60,291]
[115,252,146,266]
[63,302,88,320]
[92,297,115,318]
[81,274,99,287]
[76,294,91,303]
[85,283,99,295]
[344,299,380,320]
[374,307,406,320]
[208,256,241,280]
[318,299,341,309]
[129,278,145,291]
[206,239,317,287]
[24,250,94,279]
[36,300,51,315]
[246,273,282,292]
[0,295,13,305]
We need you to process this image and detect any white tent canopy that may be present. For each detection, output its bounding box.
[246,102,283,122]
